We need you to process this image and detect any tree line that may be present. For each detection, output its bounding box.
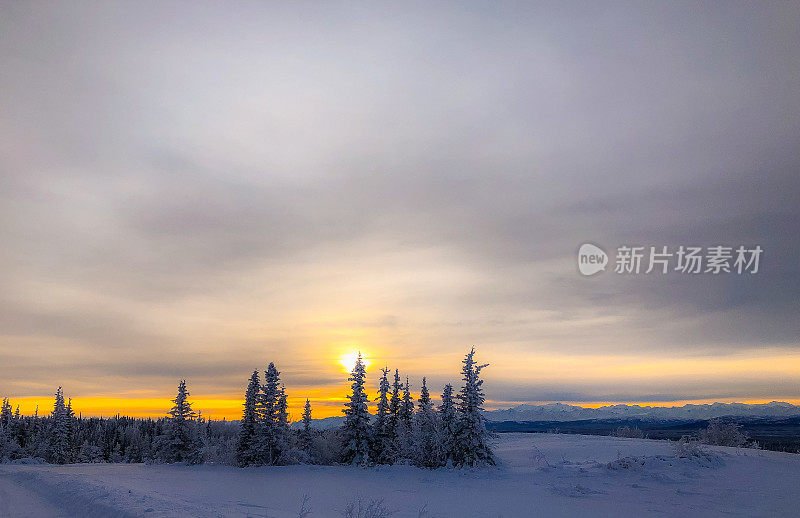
[0,348,494,468]
[0,385,237,465]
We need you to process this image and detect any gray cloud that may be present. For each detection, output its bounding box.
[1,2,799,405]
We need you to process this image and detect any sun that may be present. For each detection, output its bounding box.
[339,351,371,373]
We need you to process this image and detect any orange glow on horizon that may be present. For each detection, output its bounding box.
[4,349,799,420]
[6,394,800,421]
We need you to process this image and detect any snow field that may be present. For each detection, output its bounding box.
[1,433,799,517]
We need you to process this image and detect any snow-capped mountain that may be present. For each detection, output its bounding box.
[483,401,800,422]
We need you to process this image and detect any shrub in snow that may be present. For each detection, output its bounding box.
[673,435,705,458]
[606,455,647,470]
[338,497,395,518]
[697,419,749,448]
[529,443,551,467]
[672,435,724,467]
[297,494,312,518]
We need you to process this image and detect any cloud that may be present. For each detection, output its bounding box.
[1,2,799,407]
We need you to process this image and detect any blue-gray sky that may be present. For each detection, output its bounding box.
[1,1,799,416]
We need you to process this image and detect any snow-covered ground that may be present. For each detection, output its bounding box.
[2,433,799,517]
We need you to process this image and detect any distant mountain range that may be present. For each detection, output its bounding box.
[299,401,800,429]
[483,401,800,422]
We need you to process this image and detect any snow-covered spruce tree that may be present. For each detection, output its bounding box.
[49,386,74,464]
[11,406,22,454]
[400,377,415,427]
[236,370,260,466]
[388,369,401,439]
[371,367,395,464]
[0,398,14,461]
[438,383,457,466]
[160,379,199,463]
[412,377,442,468]
[300,398,314,454]
[12,406,22,452]
[0,397,12,431]
[395,376,415,460]
[0,424,9,461]
[65,398,78,462]
[275,385,295,464]
[302,398,313,436]
[0,399,9,460]
[256,362,292,465]
[453,348,494,467]
[277,386,289,431]
[341,352,371,465]
[0,400,11,461]
[188,411,205,465]
[31,406,51,460]
[256,363,278,464]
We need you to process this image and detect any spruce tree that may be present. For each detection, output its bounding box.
[438,383,457,465]
[388,369,401,437]
[301,399,313,438]
[162,379,198,463]
[372,367,395,463]
[0,399,11,460]
[236,370,260,466]
[0,423,8,460]
[0,398,12,431]
[412,377,442,468]
[11,405,21,452]
[396,376,415,459]
[341,352,371,465]
[400,377,415,426]
[300,398,314,461]
[275,385,292,463]
[453,348,494,467]
[49,387,73,464]
[256,362,291,465]
[65,398,77,462]
[277,387,289,429]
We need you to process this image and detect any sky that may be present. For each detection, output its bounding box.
[1,2,799,419]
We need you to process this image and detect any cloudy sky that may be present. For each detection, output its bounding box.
[1,2,799,418]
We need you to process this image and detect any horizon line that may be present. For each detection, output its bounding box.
[3,395,799,421]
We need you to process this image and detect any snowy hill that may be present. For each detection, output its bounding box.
[484,401,800,422]
[2,433,800,517]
